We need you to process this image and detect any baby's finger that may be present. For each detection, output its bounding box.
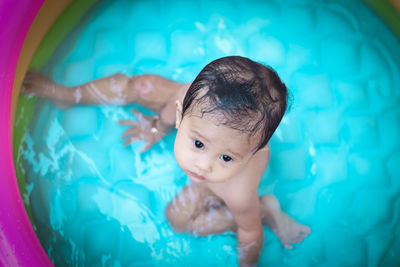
[118,120,138,126]
[20,85,37,96]
[123,136,140,146]
[22,76,35,86]
[121,127,140,139]
[130,109,144,120]
[22,76,32,84]
[24,70,47,83]
[23,70,36,80]
[140,141,154,152]
[302,226,311,235]
[284,244,294,249]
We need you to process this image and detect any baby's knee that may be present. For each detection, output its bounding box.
[165,201,192,233]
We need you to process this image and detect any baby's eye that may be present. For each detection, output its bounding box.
[193,140,204,149]
[220,155,233,162]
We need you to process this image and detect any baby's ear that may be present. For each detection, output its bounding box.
[175,100,183,129]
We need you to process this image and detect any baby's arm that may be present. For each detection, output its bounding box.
[118,109,173,151]
[227,194,264,266]
[118,81,190,151]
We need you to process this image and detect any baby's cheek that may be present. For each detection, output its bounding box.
[210,166,229,182]
[216,165,240,182]
[173,138,187,169]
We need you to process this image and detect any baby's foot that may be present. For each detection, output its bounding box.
[271,211,311,249]
[260,195,311,249]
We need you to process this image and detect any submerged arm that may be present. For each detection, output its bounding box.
[228,194,264,266]
[119,81,190,151]
[237,224,264,267]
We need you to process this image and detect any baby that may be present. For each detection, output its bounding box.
[23,56,310,266]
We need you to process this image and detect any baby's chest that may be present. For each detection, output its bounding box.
[207,182,253,209]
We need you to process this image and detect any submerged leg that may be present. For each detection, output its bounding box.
[165,183,236,236]
[166,189,311,249]
[23,70,185,112]
[190,203,237,236]
[260,195,311,249]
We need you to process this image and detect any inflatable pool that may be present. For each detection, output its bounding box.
[0,1,51,266]
[3,0,400,266]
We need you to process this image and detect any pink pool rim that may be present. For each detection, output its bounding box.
[0,0,53,266]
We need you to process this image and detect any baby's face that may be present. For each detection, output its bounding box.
[174,106,257,184]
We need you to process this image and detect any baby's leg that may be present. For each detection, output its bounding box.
[260,195,311,249]
[126,74,187,112]
[166,190,310,247]
[23,70,185,111]
[165,183,236,236]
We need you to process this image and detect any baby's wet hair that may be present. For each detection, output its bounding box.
[182,56,288,151]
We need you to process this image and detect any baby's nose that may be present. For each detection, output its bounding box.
[195,155,212,173]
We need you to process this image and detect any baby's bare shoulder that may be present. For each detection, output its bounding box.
[208,147,270,212]
[244,146,270,179]
[225,148,270,209]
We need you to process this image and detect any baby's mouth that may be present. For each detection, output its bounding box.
[187,170,206,181]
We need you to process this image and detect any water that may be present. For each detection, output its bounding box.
[20,0,400,266]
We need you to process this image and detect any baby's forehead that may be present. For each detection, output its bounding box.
[187,110,260,153]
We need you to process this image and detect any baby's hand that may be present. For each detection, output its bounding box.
[118,109,167,152]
